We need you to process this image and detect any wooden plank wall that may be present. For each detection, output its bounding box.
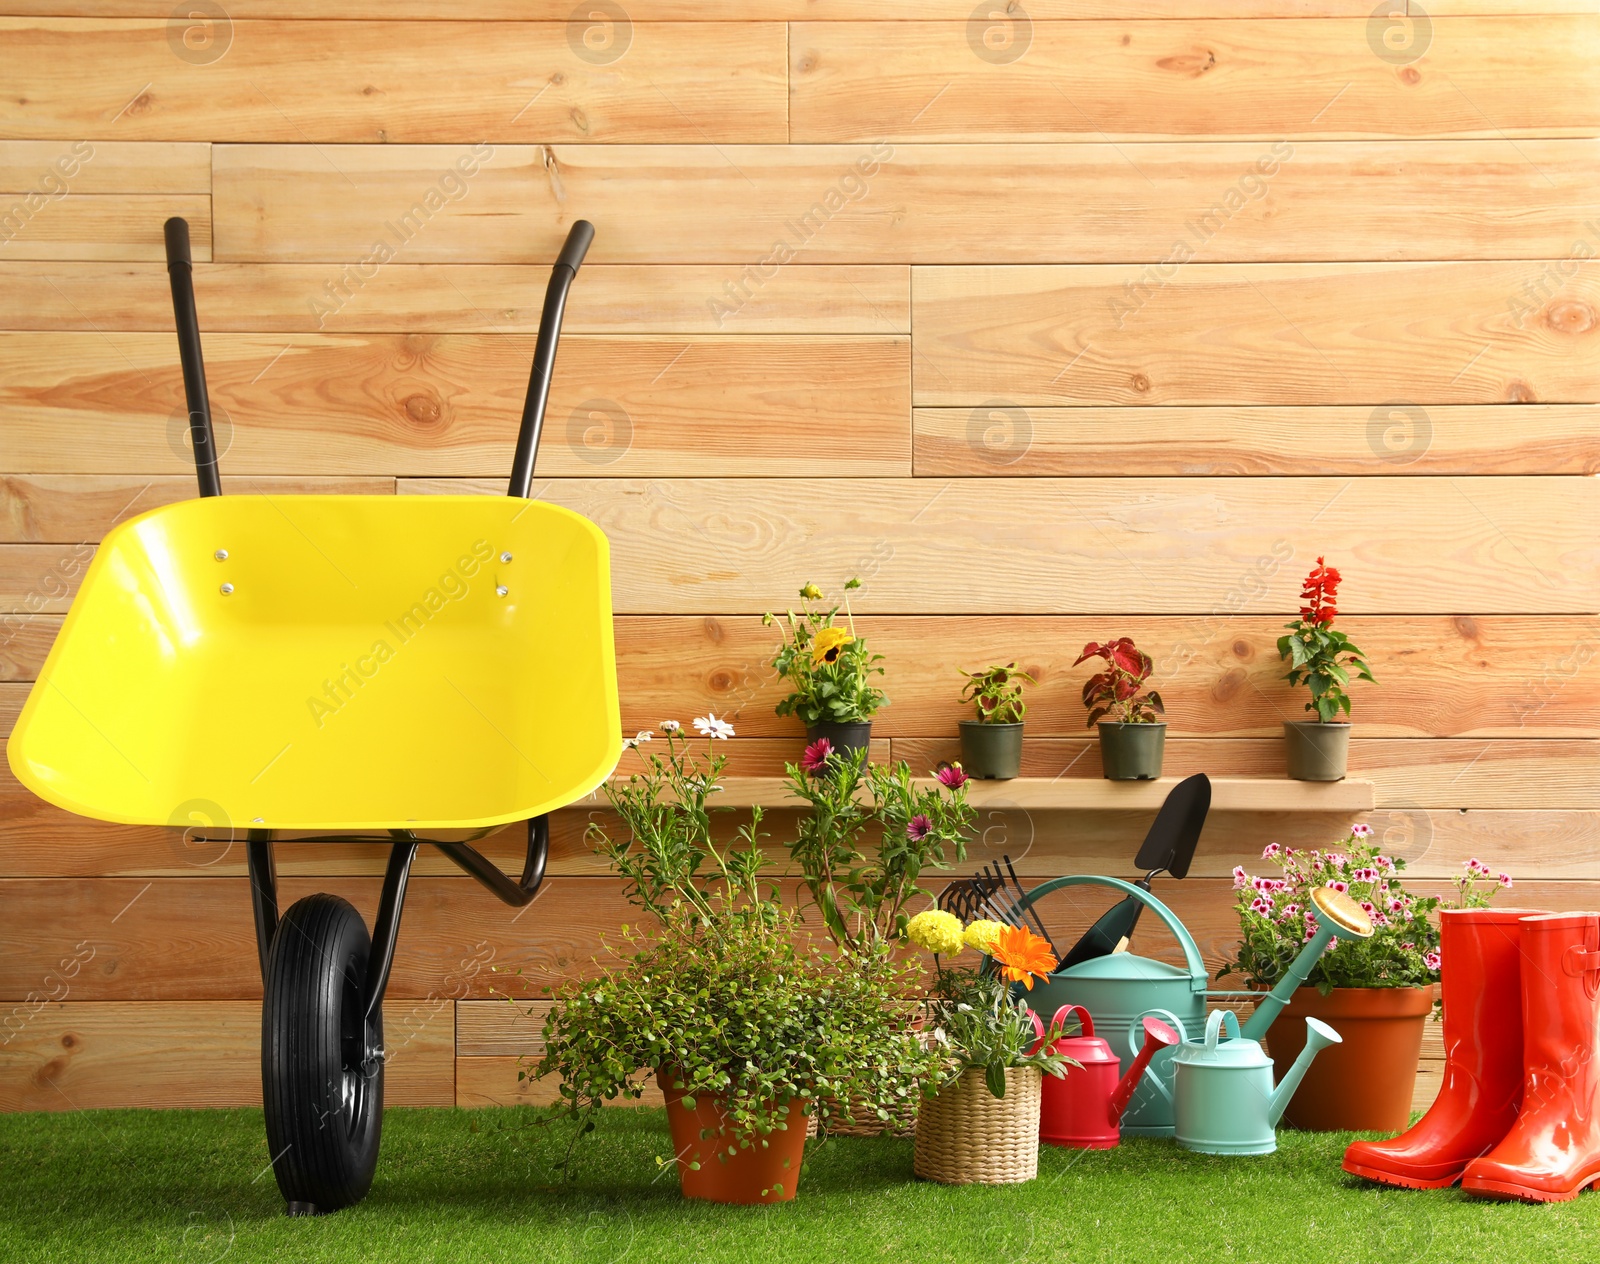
[2,2,1597,1112]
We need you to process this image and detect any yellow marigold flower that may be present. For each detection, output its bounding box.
[963,919,1006,955]
[810,626,855,668]
[906,909,965,956]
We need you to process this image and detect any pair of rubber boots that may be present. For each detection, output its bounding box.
[1343,908,1600,1202]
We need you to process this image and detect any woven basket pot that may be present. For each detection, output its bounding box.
[818,1092,919,1138]
[913,1066,1042,1185]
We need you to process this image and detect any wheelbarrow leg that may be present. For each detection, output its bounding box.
[254,834,417,1216]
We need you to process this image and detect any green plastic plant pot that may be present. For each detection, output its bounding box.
[1098,722,1166,781]
[1284,721,1350,781]
[958,721,1023,779]
[806,720,872,760]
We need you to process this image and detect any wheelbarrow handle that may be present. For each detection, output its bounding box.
[163,216,223,499]
[508,220,595,499]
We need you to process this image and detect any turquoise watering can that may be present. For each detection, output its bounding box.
[1015,878,1375,1137]
[1171,1009,1342,1155]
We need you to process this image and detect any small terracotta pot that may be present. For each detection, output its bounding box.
[1261,986,1434,1131]
[656,1067,809,1204]
[806,720,872,762]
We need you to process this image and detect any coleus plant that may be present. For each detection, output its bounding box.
[959,662,1035,725]
[1075,638,1164,726]
[1278,557,1375,723]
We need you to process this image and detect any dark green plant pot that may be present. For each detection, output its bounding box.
[958,721,1023,780]
[1284,720,1350,781]
[806,720,873,761]
[1098,722,1166,781]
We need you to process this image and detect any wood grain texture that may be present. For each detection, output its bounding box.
[0,334,912,477]
[0,141,209,193]
[0,262,912,334]
[211,141,1600,264]
[791,17,1600,141]
[453,1059,663,1109]
[0,1001,452,1110]
[0,20,787,143]
[400,477,1599,615]
[0,195,209,261]
[0,3,1384,18]
[6,614,1595,739]
[4,874,1594,1002]
[914,405,1600,476]
[911,262,1600,407]
[458,998,549,1057]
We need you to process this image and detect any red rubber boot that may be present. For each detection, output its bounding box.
[1462,911,1600,1203]
[1342,908,1538,1189]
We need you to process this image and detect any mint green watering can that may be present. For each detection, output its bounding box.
[1015,878,1375,1138]
[1172,1009,1343,1155]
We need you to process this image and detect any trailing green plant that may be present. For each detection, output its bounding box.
[1075,638,1164,725]
[903,911,1073,1098]
[531,721,939,1172]
[783,745,974,951]
[960,662,1035,725]
[1215,826,1513,994]
[763,579,887,726]
[1278,556,1375,723]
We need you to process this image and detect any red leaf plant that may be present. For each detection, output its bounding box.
[1074,637,1165,727]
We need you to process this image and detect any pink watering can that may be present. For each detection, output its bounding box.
[1038,1005,1180,1149]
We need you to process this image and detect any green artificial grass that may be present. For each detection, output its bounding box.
[2,1107,1597,1263]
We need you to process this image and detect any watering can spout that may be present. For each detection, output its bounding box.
[1108,1015,1180,1124]
[1240,887,1374,1042]
[1267,1017,1341,1127]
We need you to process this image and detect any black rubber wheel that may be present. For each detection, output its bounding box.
[261,893,383,1214]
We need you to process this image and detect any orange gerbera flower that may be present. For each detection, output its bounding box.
[989,924,1057,991]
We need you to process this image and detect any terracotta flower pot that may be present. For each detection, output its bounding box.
[1261,986,1434,1132]
[656,1067,809,1204]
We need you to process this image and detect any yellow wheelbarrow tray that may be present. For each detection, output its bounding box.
[6,217,618,1217]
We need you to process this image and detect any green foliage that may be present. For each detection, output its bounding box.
[533,727,938,1168]
[924,971,1073,1099]
[783,746,975,951]
[763,579,887,726]
[1075,638,1164,726]
[1277,622,1375,723]
[959,662,1035,725]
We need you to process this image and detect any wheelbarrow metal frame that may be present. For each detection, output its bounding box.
[166,214,593,1016]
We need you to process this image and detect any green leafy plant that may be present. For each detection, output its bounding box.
[1278,557,1375,722]
[783,746,975,952]
[1075,638,1164,725]
[960,662,1035,725]
[763,579,887,726]
[532,721,938,1169]
[1215,826,1512,993]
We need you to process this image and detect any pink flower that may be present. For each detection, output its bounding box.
[1262,843,1283,860]
[1304,924,1319,942]
[1278,902,1301,921]
[1499,873,1514,889]
[1375,855,1394,871]
[1352,867,1378,882]
[1371,911,1389,927]
[1251,895,1275,915]
[1325,853,1348,868]
[907,814,933,842]
[1359,901,1377,915]
[1388,897,1406,913]
[1424,951,1442,972]
[800,737,833,775]
[937,763,969,790]
[1466,858,1491,877]
[1326,880,1349,894]
[1232,866,1249,890]
[1351,823,1373,838]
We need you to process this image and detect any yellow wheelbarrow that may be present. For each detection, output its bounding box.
[7,218,620,1215]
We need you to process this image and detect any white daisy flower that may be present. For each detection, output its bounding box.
[693,714,735,740]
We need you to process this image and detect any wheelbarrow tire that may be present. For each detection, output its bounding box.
[262,893,383,1214]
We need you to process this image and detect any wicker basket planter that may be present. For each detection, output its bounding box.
[819,1092,919,1138]
[913,1066,1042,1184]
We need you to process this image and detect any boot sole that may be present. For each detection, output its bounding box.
[1462,1174,1599,1204]
[1343,1158,1462,1190]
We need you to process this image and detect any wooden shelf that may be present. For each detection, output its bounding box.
[691,777,1375,814]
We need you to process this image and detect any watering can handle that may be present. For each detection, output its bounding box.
[1051,1005,1094,1038]
[1025,1007,1047,1055]
[1205,1007,1241,1050]
[1129,1007,1187,1106]
[1014,874,1209,994]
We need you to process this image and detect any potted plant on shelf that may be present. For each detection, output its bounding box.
[1076,638,1165,780]
[958,662,1035,780]
[783,745,974,1135]
[1278,557,1375,781]
[764,578,886,760]
[533,719,937,1203]
[1215,825,1513,1132]
[905,910,1072,1184]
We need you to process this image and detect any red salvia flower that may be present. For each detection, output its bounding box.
[1299,556,1341,626]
